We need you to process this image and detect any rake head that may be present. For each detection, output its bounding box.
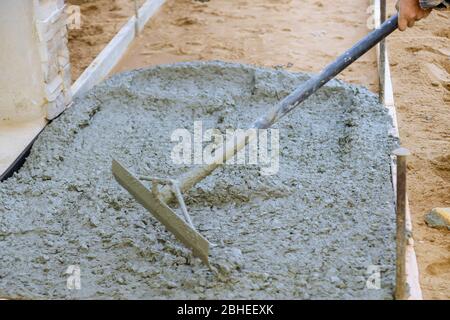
[112,159,210,265]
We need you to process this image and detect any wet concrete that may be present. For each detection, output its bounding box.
[0,61,397,299]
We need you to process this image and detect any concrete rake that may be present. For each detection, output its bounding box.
[112,14,399,265]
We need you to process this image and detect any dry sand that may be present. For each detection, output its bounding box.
[113,0,379,92]
[67,0,137,80]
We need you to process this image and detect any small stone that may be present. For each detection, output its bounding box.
[330,276,340,283]
[89,216,99,227]
[297,279,307,287]
[194,286,205,293]
[229,247,242,260]
[182,279,197,289]
[431,81,440,87]
[217,263,231,275]
[425,208,450,230]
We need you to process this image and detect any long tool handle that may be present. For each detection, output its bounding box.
[252,13,398,129]
[160,14,399,202]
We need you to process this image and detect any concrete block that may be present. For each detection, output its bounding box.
[45,93,65,120]
[44,75,63,101]
[35,7,65,42]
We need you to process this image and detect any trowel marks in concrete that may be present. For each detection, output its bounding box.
[0,61,397,299]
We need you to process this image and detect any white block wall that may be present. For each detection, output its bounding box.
[0,0,72,123]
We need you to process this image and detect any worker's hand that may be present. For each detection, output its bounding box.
[396,0,432,31]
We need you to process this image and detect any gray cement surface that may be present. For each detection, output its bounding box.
[0,61,397,299]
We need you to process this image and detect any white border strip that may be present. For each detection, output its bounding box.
[71,0,166,98]
[373,0,423,300]
[137,0,165,32]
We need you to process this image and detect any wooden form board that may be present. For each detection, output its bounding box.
[373,0,423,300]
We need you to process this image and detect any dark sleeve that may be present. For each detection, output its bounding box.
[420,0,450,9]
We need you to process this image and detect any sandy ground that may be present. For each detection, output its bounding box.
[66,0,449,299]
[67,0,137,80]
[387,7,450,300]
[112,0,379,92]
